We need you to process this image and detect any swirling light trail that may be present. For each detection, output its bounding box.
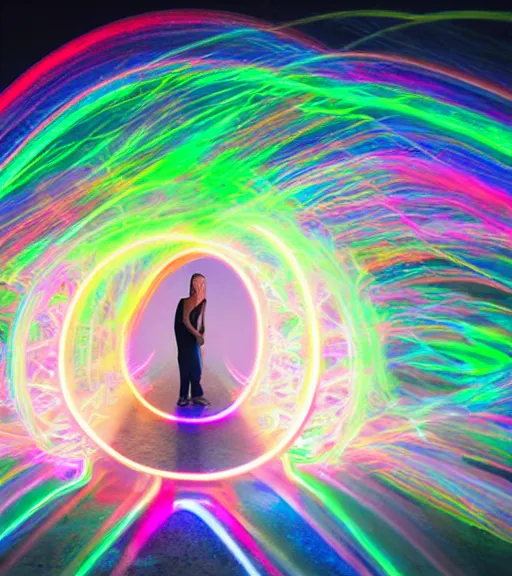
[0,9,510,576]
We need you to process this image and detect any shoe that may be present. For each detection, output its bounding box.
[192,396,210,407]
[177,397,189,407]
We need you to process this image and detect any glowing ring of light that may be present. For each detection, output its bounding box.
[59,228,321,481]
[120,244,265,424]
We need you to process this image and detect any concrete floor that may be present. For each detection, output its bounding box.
[110,367,265,473]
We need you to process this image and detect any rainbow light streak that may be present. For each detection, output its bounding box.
[284,456,403,576]
[173,498,262,576]
[197,494,285,576]
[0,472,105,573]
[254,468,372,574]
[111,486,177,576]
[0,9,511,576]
[72,477,162,576]
[0,460,91,543]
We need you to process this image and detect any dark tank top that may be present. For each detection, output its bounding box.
[174,298,206,351]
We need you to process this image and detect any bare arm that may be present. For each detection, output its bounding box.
[183,299,203,341]
[198,300,206,335]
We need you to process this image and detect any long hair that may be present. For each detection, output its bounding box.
[189,273,204,296]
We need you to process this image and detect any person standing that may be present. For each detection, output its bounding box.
[174,273,210,407]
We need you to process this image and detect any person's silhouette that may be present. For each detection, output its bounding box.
[174,273,210,408]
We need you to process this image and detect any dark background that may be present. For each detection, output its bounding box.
[0,0,509,91]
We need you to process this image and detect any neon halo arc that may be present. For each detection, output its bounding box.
[58,228,321,481]
[120,244,265,424]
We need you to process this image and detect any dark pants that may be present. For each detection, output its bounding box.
[178,343,203,399]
